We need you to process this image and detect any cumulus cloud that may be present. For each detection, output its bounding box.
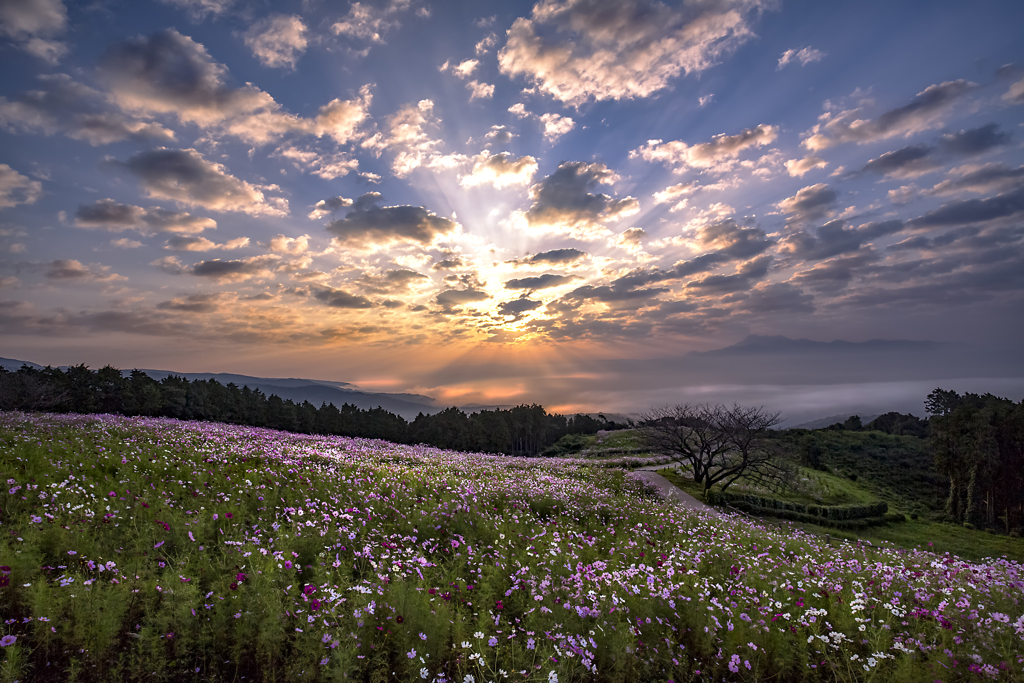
[0,0,68,63]
[937,124,1011,156]
[459,152,538,188]
[311,287,374,309]
[498,296,542,317]
[325,192,458,248]
[466,80,495,100]
[0,74,176,146]
[358,268,430,294]
[779,219,903,261]
[777,46,825,70]
[1003,76,1024,104]
[483,125,515,146]
[504,273,577,290]
[99,29,371,146]
[857,144,943,179]
[370,100,467,177]
[632,124,778,173]
[116,148,288,216]
[74,199,216,234]
[789,253,876,295]
[527,248,587,265]
[852,125,1010,180]
[0,164,42,208]
[156,293,222,313]
[684,254,772,294]
[309,196,354,220]
[267,234,310,255]
[45,259,124,283]
[652,182,697,211]
[189,255,279,282]
[906,185,1024,228]
[785,155,828,177]
[161,0,234,21]
[776,183,837,222]
[436,288,489,310]
[276,145,359,181]
[696,218,773,259]
[803,80,977,151]
[332,0,419,44]
[163,235,248,251]
[523,161,639,238]
[929,163,1024,197]
[498,0,768,105]
[539,113,574,142]
[244,14,308,70]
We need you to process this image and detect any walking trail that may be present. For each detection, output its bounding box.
[631,465,724,517]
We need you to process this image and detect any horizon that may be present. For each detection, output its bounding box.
[2,0,1023,414]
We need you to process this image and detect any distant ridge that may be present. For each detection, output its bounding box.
[789,414,882,430]
[0,357,439,420]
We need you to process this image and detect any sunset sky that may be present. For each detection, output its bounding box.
[1,0,1023,414]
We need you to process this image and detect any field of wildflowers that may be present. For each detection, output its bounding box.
[1,411,1023,682]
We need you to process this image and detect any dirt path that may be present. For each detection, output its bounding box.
[632,469,723,516]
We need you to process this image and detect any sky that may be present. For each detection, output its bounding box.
[1,0,1023,416]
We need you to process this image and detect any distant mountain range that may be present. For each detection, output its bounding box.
[689,335,953,357]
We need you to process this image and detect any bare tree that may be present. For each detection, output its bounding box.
[639,403,787,495]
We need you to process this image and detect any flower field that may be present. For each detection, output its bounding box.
[1,412,1023,682]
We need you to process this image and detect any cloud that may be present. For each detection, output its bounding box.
[737,282,815,313]
[466,80,495,100]
[852,125,1010,180]
[432,257,463,270]
[475,32,497,55]
[436,288,489,310]
[498,0,768,105]
[244,14,308,70]
[539,113,574,142]
[117,148,287,216]
[332,0,419,44]
[777,46,825,70]
[785,155,828,177]
[371,100,467,177]
[696,218,772,259]
[309,196,354,220]
[779,219,903,261]
[267,234,309,255]
[618,227,646,247]
[632,124,778,173]
[189,255,279,282]
[276,145,359,180]
[459,152,538,188]
[312,286,374,309]
[803,80,977,151]
[74,199,216,234]
[929,163,1024,197]
[527,248,587,265]
[1003,76,1024,104]
[498,297,543,317]
[156,293,222,313]
[0,0,67,63]
[98,29,369,146]
[684,254,772,294]
[0,164,42,208]
[161,0,234,21]
[110,238,142,249]
[523,161,639,238]
[857,144,943,179]
[358,269,429,294]
[163,235,248,251]
[325,192,458,248]
[504,273,577,290]
[906,185,1024,228]
[776,183,837,222]
[652,181,697,211]
[45,259,124,283]
[0,74,176,146]
[789,252,877,294]
[888,184,919,205]
[483,125,515,145]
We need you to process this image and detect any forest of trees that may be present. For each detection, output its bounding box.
[0,364,624,456]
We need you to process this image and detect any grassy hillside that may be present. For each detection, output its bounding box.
[1,412,1023,682]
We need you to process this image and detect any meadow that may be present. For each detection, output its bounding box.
[1,412,1023,682]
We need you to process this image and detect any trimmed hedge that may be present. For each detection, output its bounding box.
[705,489,889,529]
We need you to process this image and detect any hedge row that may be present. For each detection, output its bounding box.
[704,489,888,521]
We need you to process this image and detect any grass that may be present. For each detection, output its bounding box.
[2,412,1024,682]
[653,467,1024,563]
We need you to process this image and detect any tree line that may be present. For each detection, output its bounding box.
[0,364,623,456]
